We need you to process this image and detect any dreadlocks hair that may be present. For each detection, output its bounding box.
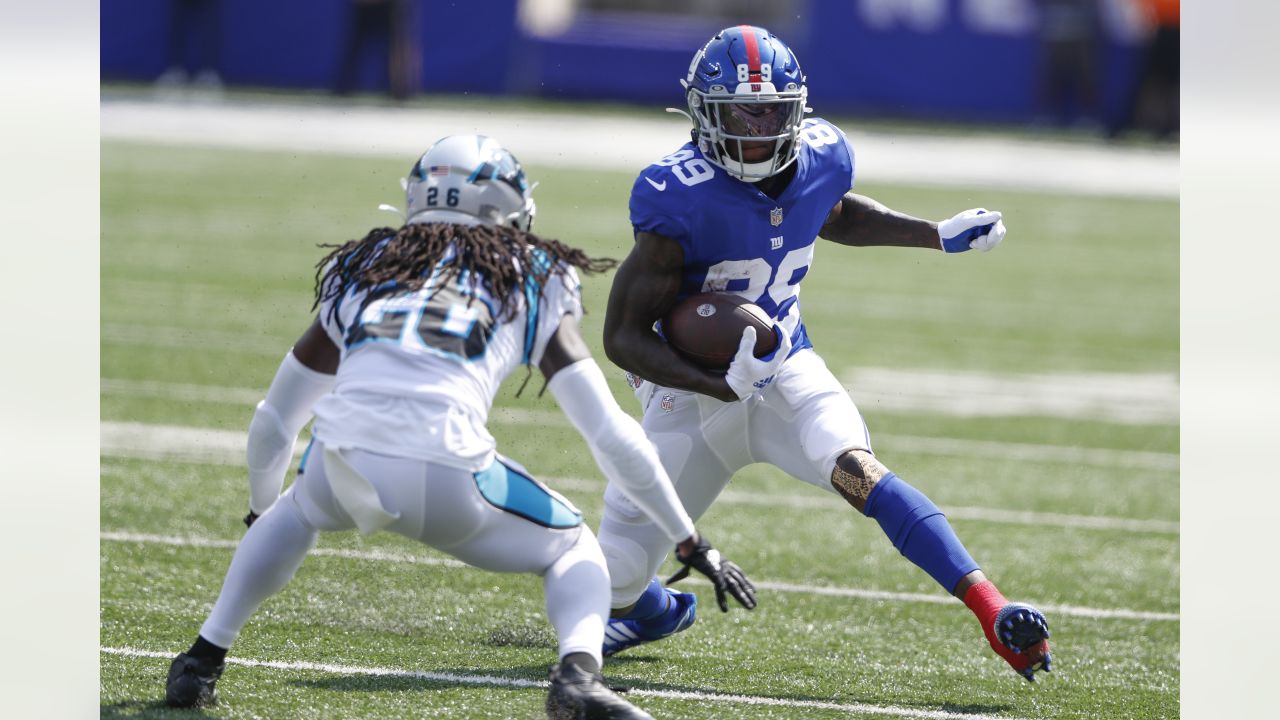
[312,222,618,326]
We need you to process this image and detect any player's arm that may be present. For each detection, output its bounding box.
[540,317,756,611]
[601,231,738,403]
[244,317,339,526]
[820,193,1006,253]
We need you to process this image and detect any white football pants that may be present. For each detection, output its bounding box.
[600,348,872,606]
[200,441,609,664]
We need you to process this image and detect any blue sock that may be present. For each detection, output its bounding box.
[619,577,670,621]
[864,473,980,592]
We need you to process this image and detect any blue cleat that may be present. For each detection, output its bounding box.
[602,588,697,657]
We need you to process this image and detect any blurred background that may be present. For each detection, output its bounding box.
[102,0,1178,139]
[98,3,1181,717]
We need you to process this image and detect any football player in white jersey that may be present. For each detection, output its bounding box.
[595,26,1053,683]
[164,135,756,719]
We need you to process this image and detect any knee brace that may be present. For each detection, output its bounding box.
[829,449,889,511]
[597,533,652,609]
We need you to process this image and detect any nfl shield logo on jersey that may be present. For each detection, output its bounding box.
[770,207,783,226]
[660,393,676,413]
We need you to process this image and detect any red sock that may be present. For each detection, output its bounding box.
[963,580,1032,672]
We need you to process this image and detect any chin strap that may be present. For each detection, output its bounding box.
[377,203,405,221]
[665,107,693,122]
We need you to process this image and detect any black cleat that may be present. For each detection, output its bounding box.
[546,662,653,720]
[994,602,1051,653]
[993,602,1052,682]
[165,652,225,708]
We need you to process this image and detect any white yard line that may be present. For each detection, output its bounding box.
[101,323,287,356]
[99,531,1179,623]
[100,95,1178,199]
[100,378,1179,470]
[843,368,1179,426]
[99,420,1178,534]
[101,646,1035,720]
[100,530,467,568]
[100,350,1179,426]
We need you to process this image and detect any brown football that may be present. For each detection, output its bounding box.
[662,293,778,371]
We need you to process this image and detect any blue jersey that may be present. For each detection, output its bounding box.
[630,118,856,353]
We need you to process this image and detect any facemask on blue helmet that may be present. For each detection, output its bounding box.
[392,134,537,231]
[680,26,809,183]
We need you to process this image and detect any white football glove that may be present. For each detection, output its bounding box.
[724,325,792,401]
[938,208,1006,253]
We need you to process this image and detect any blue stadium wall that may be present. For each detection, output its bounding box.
[102,0,1142,126]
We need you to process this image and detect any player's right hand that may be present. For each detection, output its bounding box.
[667,534,757,612]
[724,325,791,400]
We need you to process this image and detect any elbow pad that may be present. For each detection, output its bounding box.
[246,401,295,513]
[548,359,695,543]
[245,351,336,514]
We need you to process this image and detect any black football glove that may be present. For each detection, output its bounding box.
[243,510,259,528]
[665,534,757,612]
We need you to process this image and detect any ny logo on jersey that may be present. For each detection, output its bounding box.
[770,236,784,250]
[770,207,783,226]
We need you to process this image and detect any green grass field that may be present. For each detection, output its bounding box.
[101,139,1178,719]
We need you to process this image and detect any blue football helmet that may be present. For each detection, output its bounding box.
[402,135,536,231]
[681,26,809,182]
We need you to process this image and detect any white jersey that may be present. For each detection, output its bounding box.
[311,247,583,471]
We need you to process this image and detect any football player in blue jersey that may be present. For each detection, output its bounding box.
[162,135,756,718]
[595,25,1052,682]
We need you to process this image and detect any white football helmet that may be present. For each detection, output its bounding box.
[403,135,536,230]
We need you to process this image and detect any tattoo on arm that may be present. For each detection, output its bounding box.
[819,193,941,250]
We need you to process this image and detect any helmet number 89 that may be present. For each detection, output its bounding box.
[425,187,461,207]
[736,63,772,82]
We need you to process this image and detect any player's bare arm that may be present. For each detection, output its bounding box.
[537,313,593,380]
[292,317,341,373]
[819,193,939,248]
[821,193,1008,253]
[602,230,738,403]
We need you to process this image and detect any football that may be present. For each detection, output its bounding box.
[662,293,778,371]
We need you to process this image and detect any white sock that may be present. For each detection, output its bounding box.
[543,527,609,667]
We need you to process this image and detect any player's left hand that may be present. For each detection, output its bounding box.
[667,534,757,612]
[938,208,1006,253]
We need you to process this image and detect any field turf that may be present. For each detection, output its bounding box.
[101,139,1178,719]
